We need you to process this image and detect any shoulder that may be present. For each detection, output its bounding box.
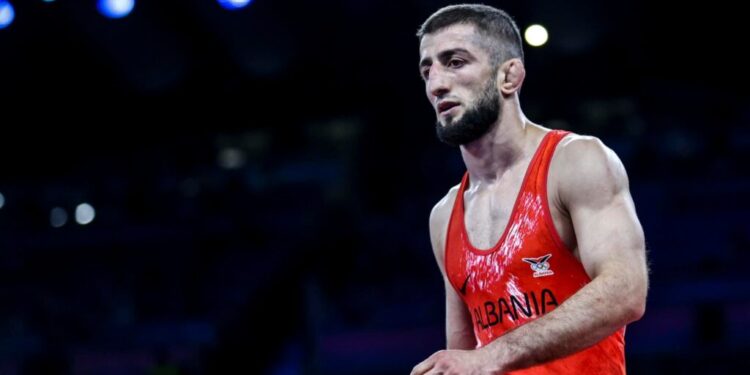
[551,133,630,206]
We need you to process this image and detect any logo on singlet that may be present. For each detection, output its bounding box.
[522,254,554,278]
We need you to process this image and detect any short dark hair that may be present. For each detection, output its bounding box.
[417,4,524,66]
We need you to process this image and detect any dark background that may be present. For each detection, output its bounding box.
[1,0,748,374]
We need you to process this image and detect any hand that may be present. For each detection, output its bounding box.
[410,348,502,375]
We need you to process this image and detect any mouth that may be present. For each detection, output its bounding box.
[437,101,459,115]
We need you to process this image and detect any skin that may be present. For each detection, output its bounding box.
[412,23,649,375]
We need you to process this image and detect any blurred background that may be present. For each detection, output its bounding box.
[0,0,748,374]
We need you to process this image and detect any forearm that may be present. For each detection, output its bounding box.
[480,269,645,372]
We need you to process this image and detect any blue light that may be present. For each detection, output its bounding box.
[97,0,135,19]
[0,1,15,30]
[217,0,253,11]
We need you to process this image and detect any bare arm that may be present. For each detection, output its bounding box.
[429,188,477,350]
[477,136,649,372]
[412,137,648,375]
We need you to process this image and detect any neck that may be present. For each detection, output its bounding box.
[459,99,534,183]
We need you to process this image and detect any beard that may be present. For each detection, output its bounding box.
[435,78,501,147]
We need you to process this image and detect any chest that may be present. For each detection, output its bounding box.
[462,171,576,254]
[463,171,526,250]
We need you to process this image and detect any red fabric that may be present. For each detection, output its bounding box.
[444,130,626,374]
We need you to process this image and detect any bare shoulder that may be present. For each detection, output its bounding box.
[551,133,630,207]
[429,183,461,254]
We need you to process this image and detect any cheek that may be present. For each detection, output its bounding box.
[457,79,484,98]
[464,88,482,105]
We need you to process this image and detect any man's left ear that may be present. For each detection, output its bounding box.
[498,58,525,95]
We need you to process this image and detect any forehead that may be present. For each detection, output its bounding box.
[419,23,483,59]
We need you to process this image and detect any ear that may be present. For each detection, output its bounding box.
[498,58,525,95]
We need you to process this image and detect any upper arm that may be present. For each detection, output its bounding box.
[555,137,648,313]
[428,194,452,278]
[429,187,476,349]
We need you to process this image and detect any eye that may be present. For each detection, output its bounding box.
[421,67,430,80]
[447,59,465,68]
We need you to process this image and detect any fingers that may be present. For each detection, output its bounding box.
[411,353,438,375]
[410,360,434,375]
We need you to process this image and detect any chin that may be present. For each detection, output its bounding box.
[439,114,460,127]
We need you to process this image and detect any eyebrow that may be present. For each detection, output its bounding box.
[419,48,472,69]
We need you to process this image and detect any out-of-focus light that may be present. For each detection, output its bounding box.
[75,203,96,225]
[97,0,135,19]
[218,147,246,170]
[217,0,253,11]
[0,192,5,209]
[0,1,15,30]
[524,24,549,47]
[50,207,68,228]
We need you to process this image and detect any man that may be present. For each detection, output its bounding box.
[411,4,648,374]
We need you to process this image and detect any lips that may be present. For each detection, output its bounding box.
[437,101,459,114]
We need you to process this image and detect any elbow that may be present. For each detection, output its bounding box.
[618,267,648,324]
[627,297,646,323]
[624,286,647,323]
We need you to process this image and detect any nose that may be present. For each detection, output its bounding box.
[427,68,450,99]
